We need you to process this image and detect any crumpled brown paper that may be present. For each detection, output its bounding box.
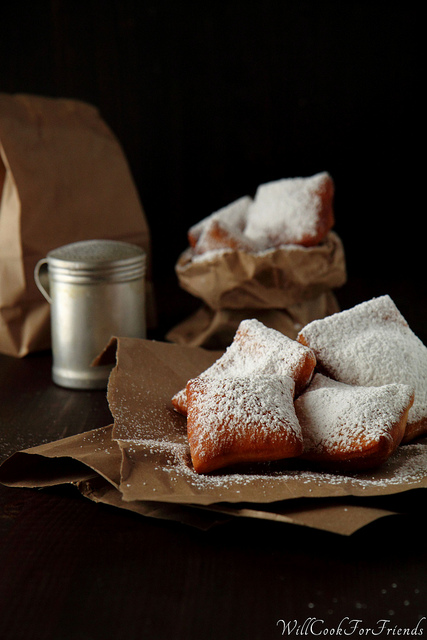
[167,232,347,348]
[175,231,346,310]
[1,336,426,535]
[167,291,340,349]
[0,93,153,357]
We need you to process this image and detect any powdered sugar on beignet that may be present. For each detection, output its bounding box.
[171,318,316,415]
[193,218,255,254]
[187,374,303,474]
[245,172,334,249]
[297,295,427,443]
[188,195,252,249]
[294,374,414,470]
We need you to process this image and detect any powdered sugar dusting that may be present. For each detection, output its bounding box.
[189,195,252,246]
[245,172,332,248]
[174,318,315,413]
[187,374,301,463]
[295,374,414,456]
[297,295,427,432]
[186,172,334,255]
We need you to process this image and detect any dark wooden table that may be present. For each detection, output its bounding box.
[1,278,426,640]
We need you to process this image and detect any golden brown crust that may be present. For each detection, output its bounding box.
[193,219,254,254]
[401,416,427,444]
[186,375,303,474]
[301,400,412,471]
[295,374,414,472]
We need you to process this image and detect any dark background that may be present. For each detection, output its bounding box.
[0,6,426,638]
[1,0,423,329]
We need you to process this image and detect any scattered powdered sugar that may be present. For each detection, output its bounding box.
[297,295,427,429]
[294,374,414,455]
[120,433,427,497]
[245,172,331,247]
[187,374,301,463]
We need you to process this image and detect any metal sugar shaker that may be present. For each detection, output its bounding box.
[34,239,146,390]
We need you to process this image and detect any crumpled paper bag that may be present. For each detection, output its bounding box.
[0,93,152,357]
[168,232,347,348]
[166,291,340,349]
[1,336,426,535]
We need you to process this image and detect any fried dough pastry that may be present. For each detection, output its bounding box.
[188,195,252,250]
[187,374,303,473]
[297,295,427,443]
[294,374,414,470]
[244,171,334,249]
[171,318,316,416]
[193,218,254,254]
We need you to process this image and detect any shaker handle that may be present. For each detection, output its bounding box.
[34,259,52,304]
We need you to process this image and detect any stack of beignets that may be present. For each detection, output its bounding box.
[173,297,425,474]
[173,318,316,473]
[187,172,335,255]
[172,318,316,416]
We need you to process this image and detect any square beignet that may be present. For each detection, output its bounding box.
[193,217,255,254]
[297,295,427,443]
[186,374,303,474]
[188,195,252,249]
[244,171,334,249]
[294,374,414,471]
[172,318,316,416]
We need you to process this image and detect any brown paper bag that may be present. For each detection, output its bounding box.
[175,231,346,310]
[168,232,347,348]
[0,93,152,357]
[167,292,341,349]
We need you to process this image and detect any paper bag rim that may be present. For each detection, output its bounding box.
[175,231,347,309]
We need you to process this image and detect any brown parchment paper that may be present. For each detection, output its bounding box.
[1,336,426,535]
[0,93,153,357]
[0,424,413,536]
[105,337,427,504]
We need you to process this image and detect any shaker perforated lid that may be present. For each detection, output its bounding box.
[46,239,146,282]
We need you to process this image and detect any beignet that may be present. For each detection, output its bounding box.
[172,318,316,416]
[244,171,334,249]
[297,295,427,443]
[187,374,303,474]
[188,195,252,249]
[294,374,414,470]
[193,218,254,254]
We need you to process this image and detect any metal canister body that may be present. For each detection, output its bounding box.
[35,239,146,389]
